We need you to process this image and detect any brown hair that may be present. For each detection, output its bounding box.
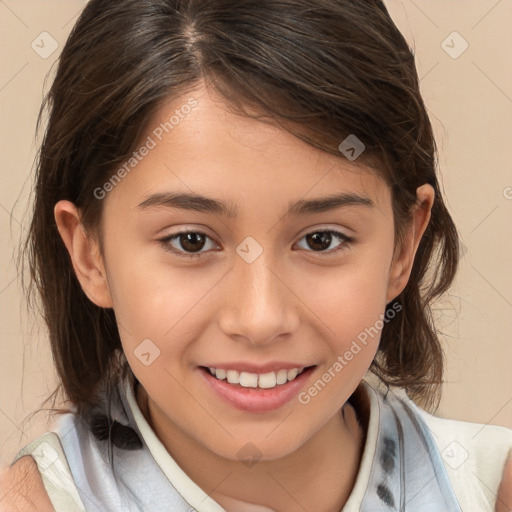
[22,0,458,447]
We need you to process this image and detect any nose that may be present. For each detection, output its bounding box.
[217,252,300,346]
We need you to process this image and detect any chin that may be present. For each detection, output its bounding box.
[207,431,309,464]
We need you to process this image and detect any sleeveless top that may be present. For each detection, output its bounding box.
[10,373,512,512]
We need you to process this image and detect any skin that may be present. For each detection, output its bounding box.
[53,82,437,512]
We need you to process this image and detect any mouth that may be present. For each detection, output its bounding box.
[198,365,317,413]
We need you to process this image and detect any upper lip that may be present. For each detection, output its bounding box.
[200,362,315,374]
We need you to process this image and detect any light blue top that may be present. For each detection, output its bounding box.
[11,372,512,511]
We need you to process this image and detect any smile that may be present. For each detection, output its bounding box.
[199,365,316,413]
[207,367,306,389]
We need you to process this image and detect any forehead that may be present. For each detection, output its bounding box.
[104,85,391,214]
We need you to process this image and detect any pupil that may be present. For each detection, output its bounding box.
[181,233,205,252]
[307,232,331,251]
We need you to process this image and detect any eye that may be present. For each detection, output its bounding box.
[295,230,354,254]
[158,230,219,258]
[158,228,354,259]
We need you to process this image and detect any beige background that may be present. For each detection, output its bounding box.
[1,0,511,467]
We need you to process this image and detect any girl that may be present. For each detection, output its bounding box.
[2,1,511,511]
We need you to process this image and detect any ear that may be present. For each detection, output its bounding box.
[386,184,435,303]
[54,200,113,308]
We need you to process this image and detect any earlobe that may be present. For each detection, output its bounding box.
[386,184,435,303]
[54,200,113,308]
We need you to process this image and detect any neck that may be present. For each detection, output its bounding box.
[136,383,368,512]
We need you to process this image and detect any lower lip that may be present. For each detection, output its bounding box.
[199,366,315,413]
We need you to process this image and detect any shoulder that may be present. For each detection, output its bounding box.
[496,455,512,512]
[0,456,54,512]
[1,423,87,512]
[417,406,512,511]
[418,406,512,466]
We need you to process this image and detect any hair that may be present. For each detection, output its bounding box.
[21,0,459,458]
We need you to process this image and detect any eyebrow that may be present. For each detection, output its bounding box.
[137,192,374,218]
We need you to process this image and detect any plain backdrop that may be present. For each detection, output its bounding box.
[1,0,511,467]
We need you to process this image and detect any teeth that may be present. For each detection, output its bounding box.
[215,368,227,380]
[226,370,240,384]
[258,371,277,389]
[239,372,258,388]
[287,368,298,381]
[276,369,288,385]
[207,366,307,388]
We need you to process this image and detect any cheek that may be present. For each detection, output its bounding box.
[313,252,392,340]
[296,257,391,413]
[306,250,393,397]
[104,247,217,357]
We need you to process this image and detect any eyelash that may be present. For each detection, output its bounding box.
[157,229,355,259]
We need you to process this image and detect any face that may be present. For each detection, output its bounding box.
[57,84,429,462]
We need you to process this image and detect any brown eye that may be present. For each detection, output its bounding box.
[296,230,353,254]
[178,232,207,252]
[158,230,219,258]
[306,232,333,251]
